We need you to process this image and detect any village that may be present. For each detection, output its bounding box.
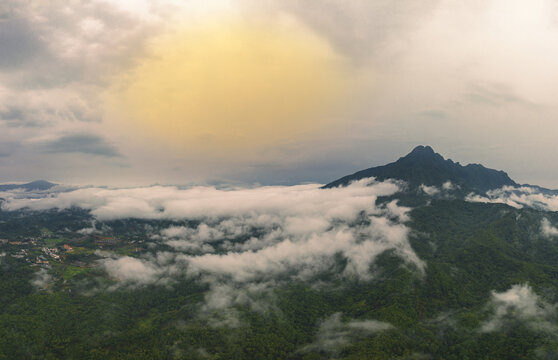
[0,229,144,279]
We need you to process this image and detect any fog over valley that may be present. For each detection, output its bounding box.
[2,0,558,358]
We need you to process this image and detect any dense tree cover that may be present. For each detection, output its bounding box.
[1,200,558,359]
[324,145,517,191]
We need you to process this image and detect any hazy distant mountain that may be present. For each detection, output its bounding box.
[0,180,56,192]
[324,145,517,192]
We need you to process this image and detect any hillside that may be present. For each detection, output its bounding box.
[1,150,558,359]
[324,145,517,192]
[0,180,56,192]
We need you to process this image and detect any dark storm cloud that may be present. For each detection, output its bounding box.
[41,134,122,158]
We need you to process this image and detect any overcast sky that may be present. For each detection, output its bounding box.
[1,0,558,187]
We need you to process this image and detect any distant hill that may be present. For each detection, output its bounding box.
[0,180,56,192]
[324,145,517,192]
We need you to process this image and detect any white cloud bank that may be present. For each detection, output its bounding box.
[5,178,424,311]
[541,218,558,239]
[482,284,557,333]
[466,186,558,211]
[303,312,393,353]
[419,181,458,196]
[1,178,400,221]
[419,184,440,196]
[31,268,53,290]
[98,251,189,287]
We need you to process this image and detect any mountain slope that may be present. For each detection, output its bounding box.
[4,151,558,359]
[324,145,516,192]
[0,180,56,192]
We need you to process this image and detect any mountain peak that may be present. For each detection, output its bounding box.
[0,180,56,192]
[324,146,516,192]
[410,145,435,155]
[401,145,445,164]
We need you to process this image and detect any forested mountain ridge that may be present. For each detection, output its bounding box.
[0,180,56,192]
[324,145,517,192]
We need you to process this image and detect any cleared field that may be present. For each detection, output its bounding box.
[61,265,91,280]
[44,238,65,246]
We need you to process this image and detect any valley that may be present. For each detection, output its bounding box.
[1,148,558,359]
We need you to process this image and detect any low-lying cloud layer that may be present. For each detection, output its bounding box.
[419,181,458,197]
[541,218,558,239]
[482,284,557,334]
[31,268,53,291]
[3,178,425,312]
[303,312,393,353]
[466,186,558,211]
[2,178,399,220]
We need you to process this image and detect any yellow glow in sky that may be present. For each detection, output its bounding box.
[107,17,352,156]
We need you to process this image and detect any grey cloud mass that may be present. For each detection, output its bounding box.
[0,106,25,121]
[0,92,103,127]
[0,141,19,157]
[248,0,440,61]
[40,134,122,157]
[0,105,53,127]
[0,17,45,69]
[0,1,157,90]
